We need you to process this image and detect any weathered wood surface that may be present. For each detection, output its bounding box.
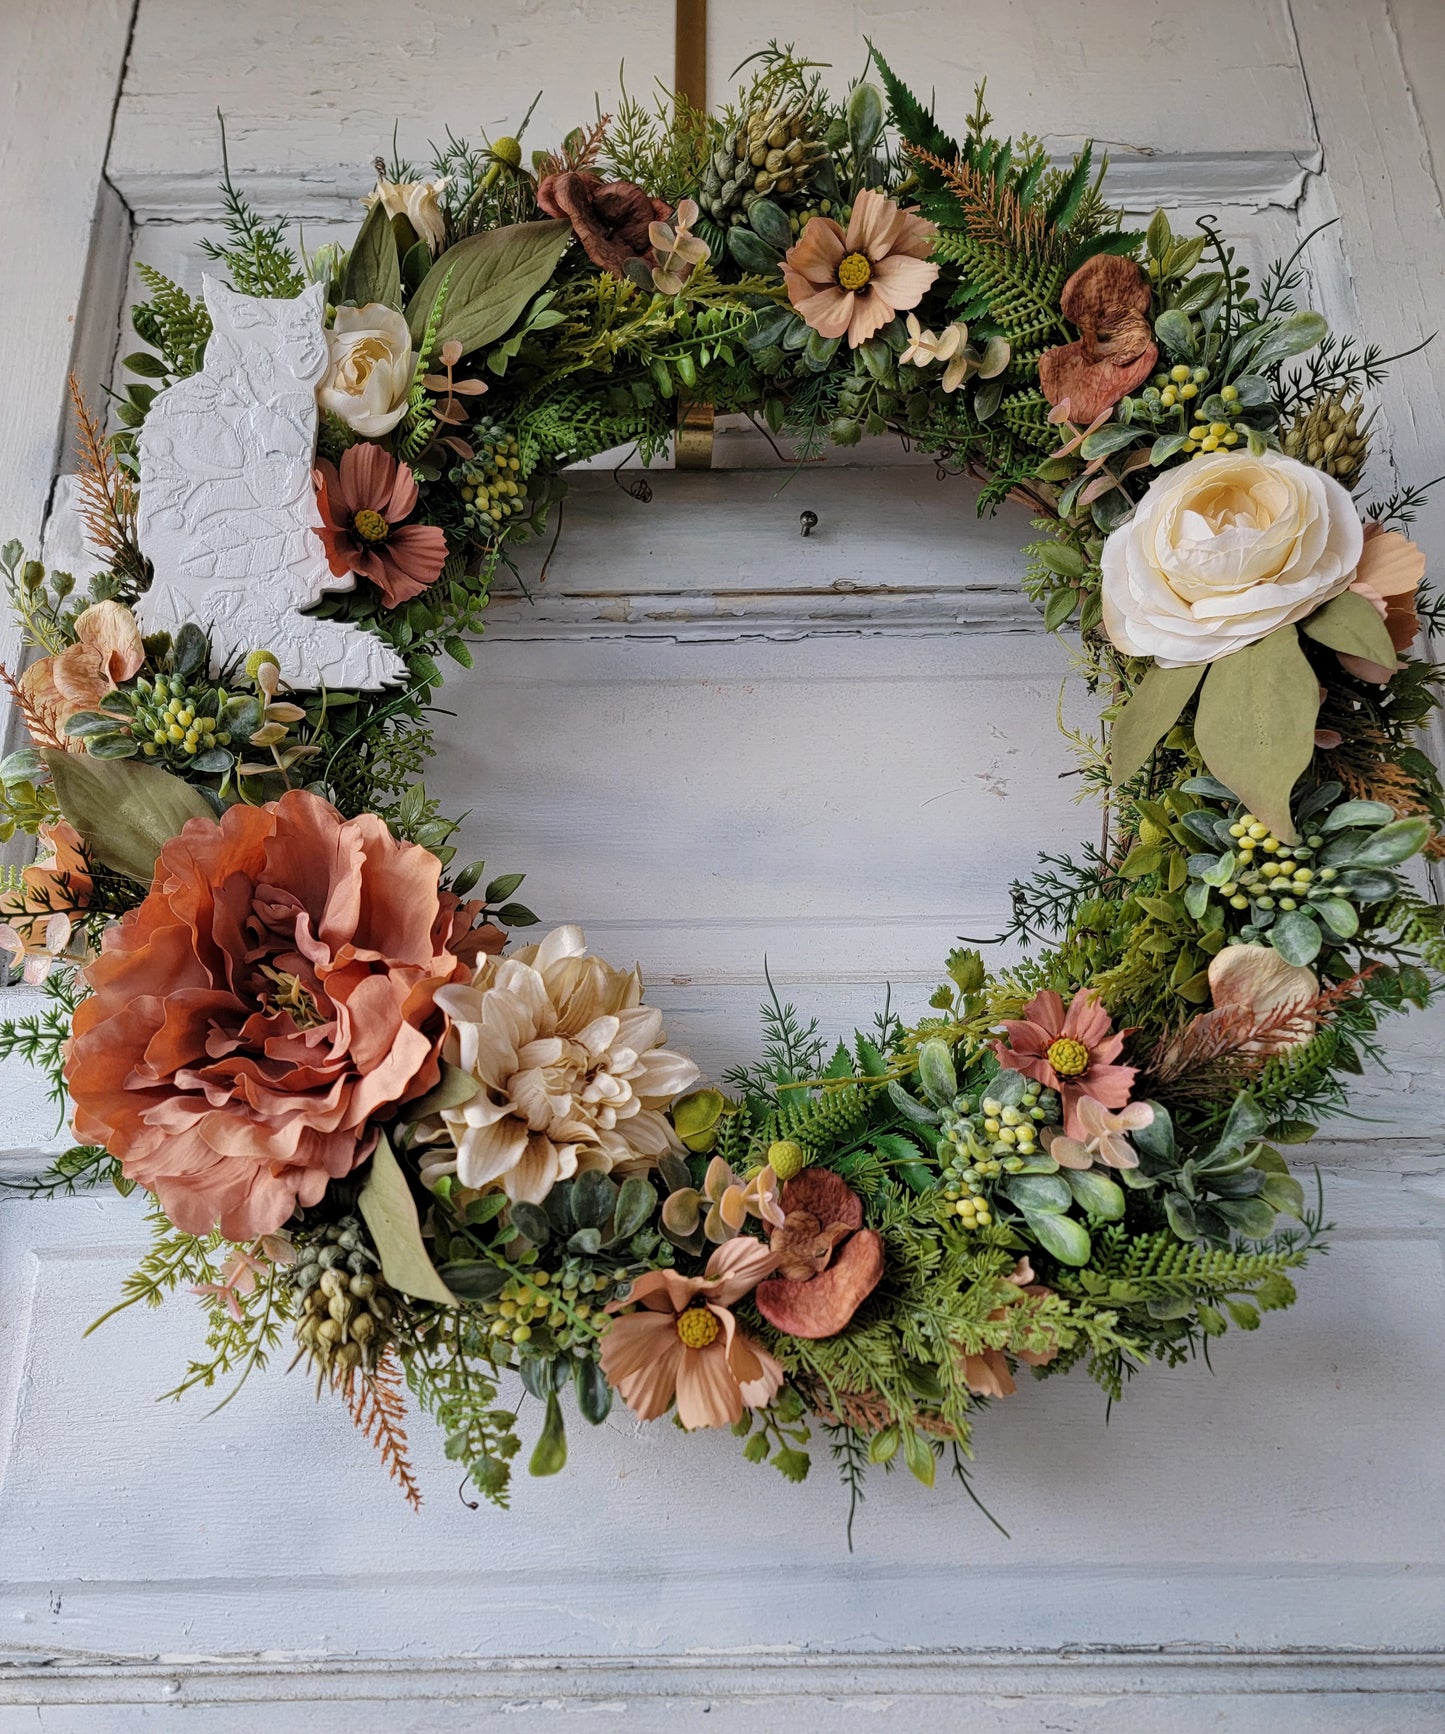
[1,1,1443,1724]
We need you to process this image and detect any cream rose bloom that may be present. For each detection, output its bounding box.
[1101,450,1363,666]
[316,304,415,436]
[415,926,700,1204]
[364,175,450,256]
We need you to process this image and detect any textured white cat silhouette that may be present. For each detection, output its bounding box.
[135,275,407,689]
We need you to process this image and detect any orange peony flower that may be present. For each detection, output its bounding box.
[65,789,482,1240]
[20,601,144,748]
[314,443,449,608]
[1338,523,1425,683]
[782,189,938,349]
[600,1237,784,1430]
[960,1258,1060,1399]
[992,988,1137,1141]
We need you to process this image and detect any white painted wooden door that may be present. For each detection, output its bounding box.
[3,3,1444,1726]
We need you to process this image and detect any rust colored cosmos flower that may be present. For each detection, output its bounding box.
[65,789,495,1240]
[782,188,939,349]
[754,1168,884,1340]
[536,171,670,277]
[1038,254,1158,424]
[314,443,448,608]
[992,988,1137,1141]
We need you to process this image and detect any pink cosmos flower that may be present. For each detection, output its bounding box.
[993,988,1137,1141]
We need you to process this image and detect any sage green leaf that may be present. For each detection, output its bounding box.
[397,1059,480,1122]
[747,197,793,254]
[357,1132,456,1305]
[1110,661,1207,786]
[901,1425,936,1487]
[728,226,783,273]
[1079,422,1140,460]
[1300,589,1398,670]
[1193,627,1319,842]
[1006,1173,1074,1214]
[1154,308,1196,358]
[1248,310,1328,370]
[1336,815,1430,867]
[510,1201,553,1245]
[43,749,214,883]
[1270,908,1322,966]
[611,1176,657,1242]
[1315,897,1359,938]
[574,1356,612,1425]
[1214,1196,1280,1238]
[1320,798,1394,833]
[407,219,570,356]
[917,1037,958,1108]
[1023,1209,1091,1266]
[341,198,403,310]
[1064,1169,1127,1220]
[436,1260,508,1301]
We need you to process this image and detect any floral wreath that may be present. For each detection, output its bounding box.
[2,45,1440,1525]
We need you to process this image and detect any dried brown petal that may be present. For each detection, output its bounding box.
[1040,253,1158,423]
[755,1229,884,1338]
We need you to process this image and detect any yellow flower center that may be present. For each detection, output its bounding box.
[836,251,873,292]
[675,1305,720,1350]
[1046,1036,1091,1078]
[352,508,390,543]
[258,965,326,1029]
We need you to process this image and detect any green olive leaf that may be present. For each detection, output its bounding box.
[1299,588,1398,671]
[407,219,571,356]
[43,749,215,883]
[357,1131,457,1305]
[1110,661,1207,786]
[1193,627,1319,843]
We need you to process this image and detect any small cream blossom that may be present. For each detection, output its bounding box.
[415,926,700,1204]
[316,304,416,436]
[364,175,451,256]
[901,314,962,369]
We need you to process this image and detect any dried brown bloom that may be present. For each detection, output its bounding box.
[755,1168,883,1339]
[536,171,670,277]
[1039,255,1158,424]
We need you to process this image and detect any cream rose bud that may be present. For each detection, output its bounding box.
[365,175,450,256]
[316,304,415,437]
[1101,450,1364,667]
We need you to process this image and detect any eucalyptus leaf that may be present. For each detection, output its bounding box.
[407,220,570,356]
[1320,798,1395,834]
[1079,423,1140,460]
[436,1260,508,1301]
[1300,589,1398,670]
[1333,816,1430,867]
[1023,1209,1091,1266]
[43,749,214,883]
[510,1201,553,1245]
[1270,907,1323,966]
[1248,310,1328,371]
[1193,627,1319,842]
[1315,897,1359,938]
[1336,867,1399,903]
[1214,1196,1280,1238]
[1004,1173,1073,1213]
[887,1080,941,1125]
[1154,308,1197,358]
[1064,1169,1126,1220]
[1110,661,1207,786]
[356,1133,456,1305]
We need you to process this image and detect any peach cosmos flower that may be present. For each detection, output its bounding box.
[960,1257,1060,1400]
[65,790,485,1240]
[1339,523,1425,683]
[993,988,1137,1141]
[782,188,939,349]
[314,443,448,608]
[20,601,144,748]
[601,1236,784,1430]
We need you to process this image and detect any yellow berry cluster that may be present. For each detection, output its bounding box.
[1216,813,1335,913]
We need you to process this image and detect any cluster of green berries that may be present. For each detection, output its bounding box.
[479,1261,633,1356]
[452,419,529,538]
[126,674,232,765]
[1143,370,1249,450]
[938,1079,1059,1229]
[1210,814,1335,915]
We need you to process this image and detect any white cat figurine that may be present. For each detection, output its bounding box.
[135,275,407,689]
